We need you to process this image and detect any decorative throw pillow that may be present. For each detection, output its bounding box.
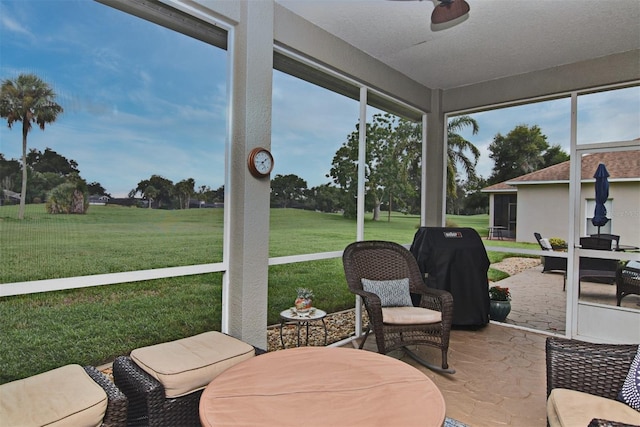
[539,238,553,250]
[618,347,640,411]
[361,278,413,307]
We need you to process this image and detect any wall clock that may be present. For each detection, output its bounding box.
[247,147,274,178]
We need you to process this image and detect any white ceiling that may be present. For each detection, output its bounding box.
[276,0,640,90]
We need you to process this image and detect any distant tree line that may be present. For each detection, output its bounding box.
[1,73,568,219]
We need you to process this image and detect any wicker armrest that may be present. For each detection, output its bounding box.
[113,355,166,426]
[83,366,128,427]
[545,337,637,400]
[415,287,452,311]
[350,288,383,315]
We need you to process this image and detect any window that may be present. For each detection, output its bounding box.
[585,198,613,236]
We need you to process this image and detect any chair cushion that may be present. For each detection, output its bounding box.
[0,364,107,427]
[547,388,640,427]
[130,331,255,398]
[540,238,553,250]
[361,278,413,307]
[382,306,442,324]
[618,348,640,410]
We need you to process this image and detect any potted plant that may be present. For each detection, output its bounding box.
[488,285,511,322]
[294,287,314,314]
[549,237,568,251]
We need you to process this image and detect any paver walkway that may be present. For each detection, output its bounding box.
[497,264,640,335]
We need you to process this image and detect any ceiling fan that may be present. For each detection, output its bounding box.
[431,0,470,25]
[391,0,471,26]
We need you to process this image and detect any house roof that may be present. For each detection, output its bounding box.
[482,150,640,193]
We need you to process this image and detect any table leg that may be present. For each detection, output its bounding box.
[297,322,302,347]
[321,318,327,345]
[305,321,310,346]
[280,320,286,349]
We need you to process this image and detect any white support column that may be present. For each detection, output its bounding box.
[223,0,273,349]
[566,92,579,339]
[425,89,446,226]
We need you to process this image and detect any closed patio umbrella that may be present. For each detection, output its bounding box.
[591,163,610,236]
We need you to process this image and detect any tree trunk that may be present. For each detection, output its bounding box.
[71,190,85,214]
[18,125,28,220]
[372,203,381,221]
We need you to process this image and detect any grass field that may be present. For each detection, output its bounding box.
[0,204,536,383]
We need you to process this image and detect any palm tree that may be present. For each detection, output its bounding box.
[0,74,63,219]
[447,115,480,197]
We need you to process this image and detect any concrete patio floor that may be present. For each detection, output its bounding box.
[349,323,548,427]
[500,264,640,334]
[345,264,640,427]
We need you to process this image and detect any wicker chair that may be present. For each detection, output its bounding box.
[579,237,619,291]
[534,232,568,275]
[545,337,639,427]
[342,240,455,374]
[616,264,640,306]
[84,366,129,427]
[113,345,265,427]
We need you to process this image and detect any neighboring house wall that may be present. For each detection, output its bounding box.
[517,181,640,247]
[583,181,640,247]
[517,184,569,243]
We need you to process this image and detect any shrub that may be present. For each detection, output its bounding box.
[46,182,89,214]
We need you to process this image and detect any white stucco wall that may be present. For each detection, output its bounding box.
[517,181,640,248]
[517,184,569,243]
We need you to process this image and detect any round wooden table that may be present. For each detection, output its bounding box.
[199,346,446,427]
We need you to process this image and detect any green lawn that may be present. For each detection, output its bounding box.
[0,205,536,383]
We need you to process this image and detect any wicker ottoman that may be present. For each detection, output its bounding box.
[113,331,262,427]
[0,364,127,427]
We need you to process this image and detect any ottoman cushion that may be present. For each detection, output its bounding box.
[0,364,107,427]
[130,331,255,398]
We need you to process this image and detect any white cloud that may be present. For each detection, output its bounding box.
[0,13,32,38]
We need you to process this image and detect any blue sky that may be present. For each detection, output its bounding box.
[1,1,638,197]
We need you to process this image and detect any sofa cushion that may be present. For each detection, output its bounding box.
[0,364,107,427]
[361,278,413,307]
[382,306,442,325]
[130,331,255,398]
[618,347,640,411]
[547,388,640,427]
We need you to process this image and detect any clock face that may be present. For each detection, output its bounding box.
[254,151,272,174]
[248,147,274,178]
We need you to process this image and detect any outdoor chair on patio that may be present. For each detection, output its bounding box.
[546,337,640,427]
[579,236,620,291]
[590,233,621,251]
[113,331,265,427]
[616,263,640,306]
[534,232,568,275]
[0,364,128,427]
[342,240,455,374]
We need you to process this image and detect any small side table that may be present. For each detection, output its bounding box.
[279,308,327,348]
